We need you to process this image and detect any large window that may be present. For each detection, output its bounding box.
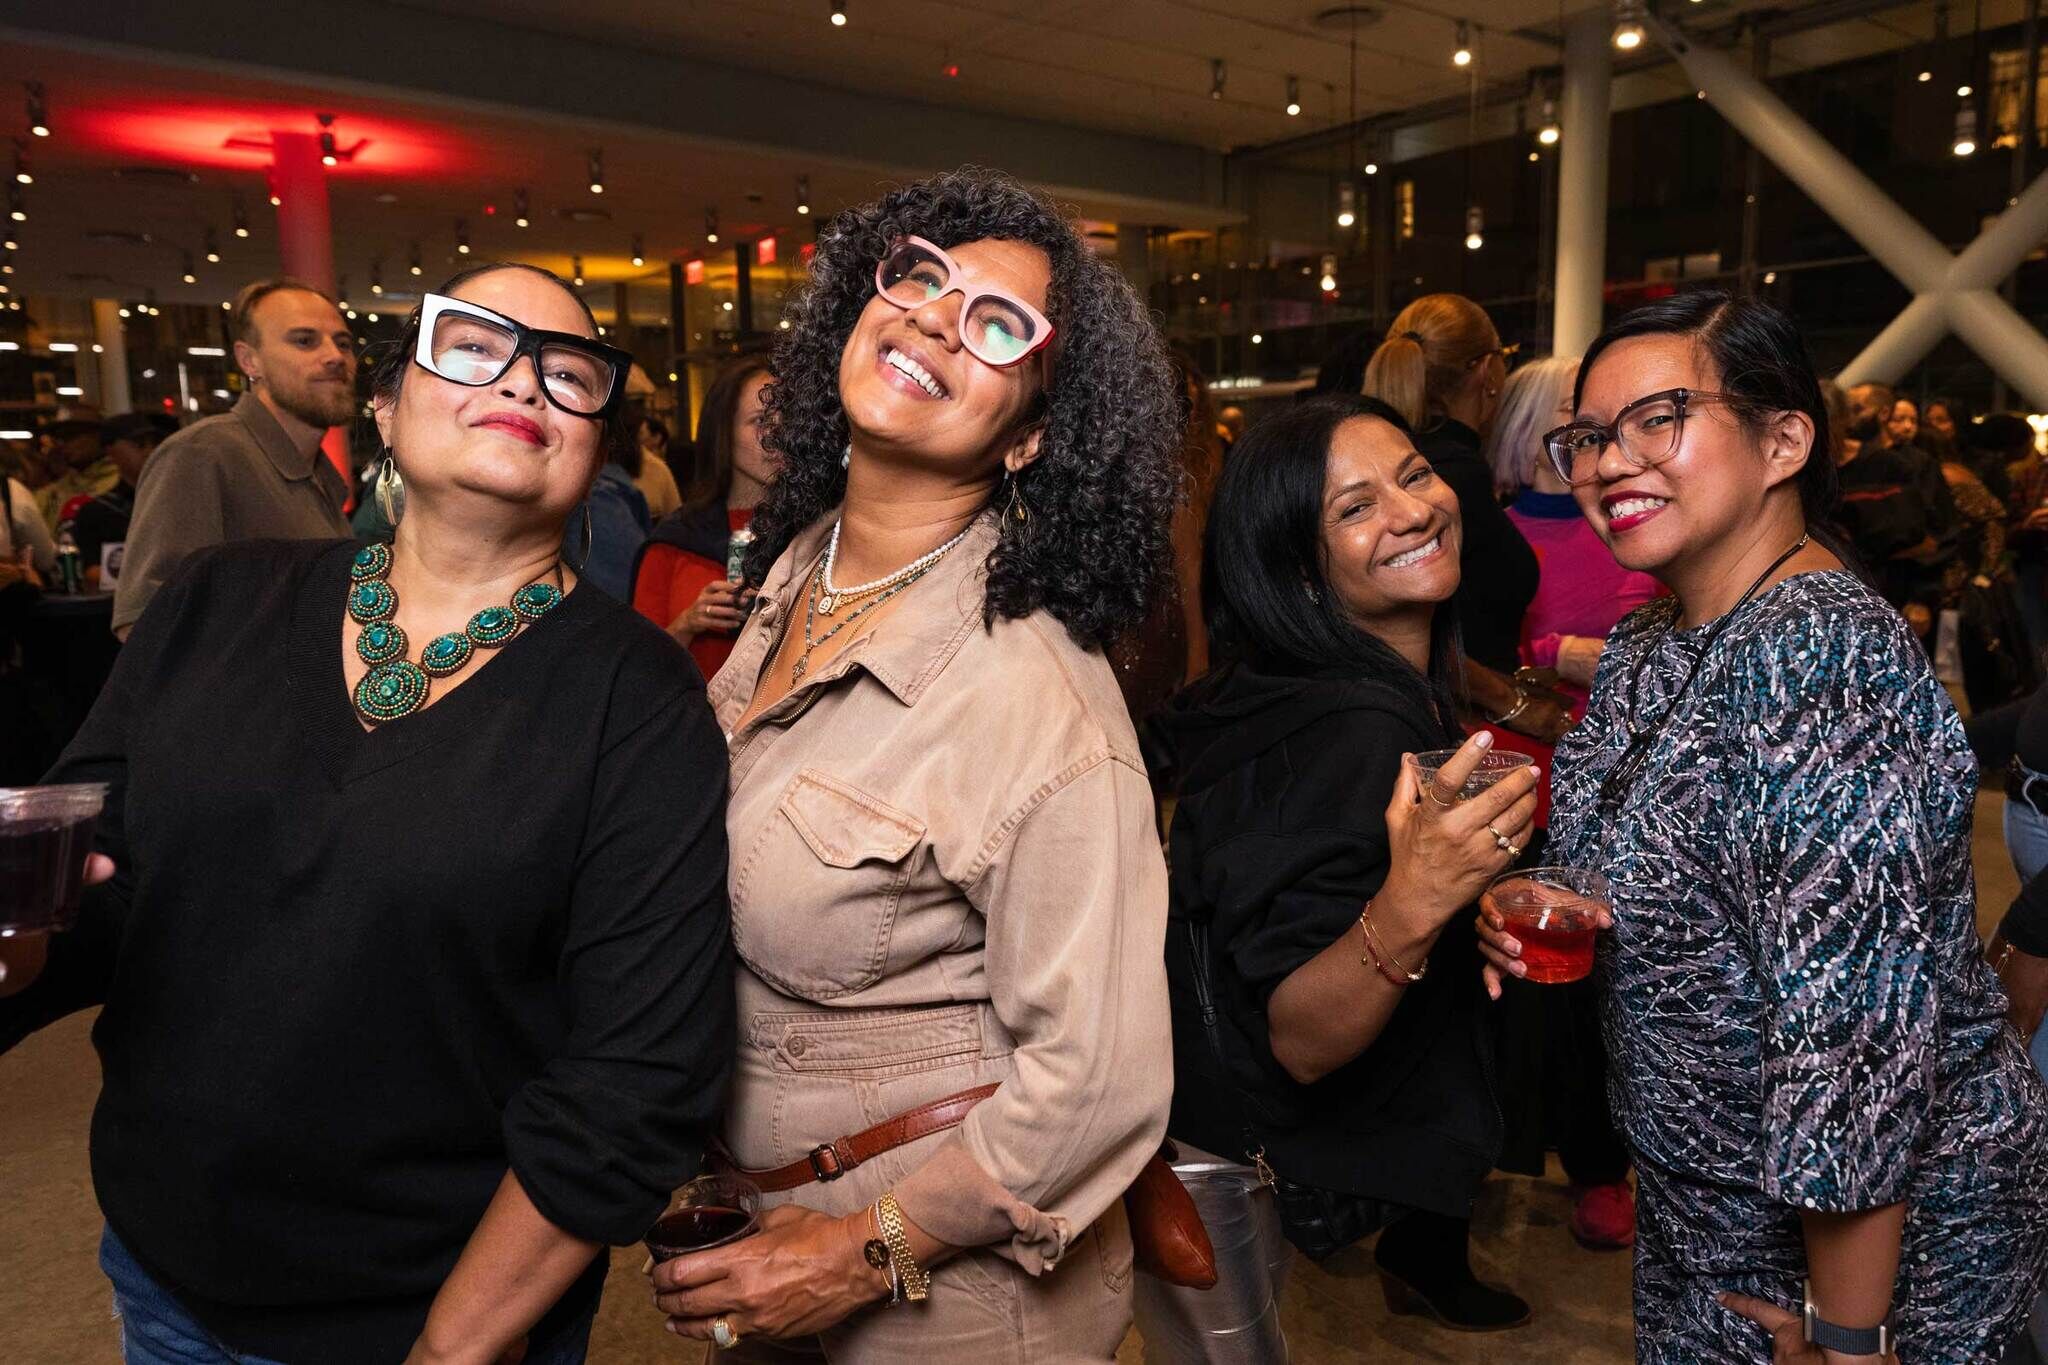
[1990,45,2048,150]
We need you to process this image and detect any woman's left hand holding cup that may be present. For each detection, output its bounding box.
[651,1203,891,1345]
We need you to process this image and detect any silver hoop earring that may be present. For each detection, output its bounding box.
[578,503,593,568]
[373,452,406,526]
[841,443,852,470]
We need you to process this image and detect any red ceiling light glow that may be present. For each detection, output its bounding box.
[756,236,777,266]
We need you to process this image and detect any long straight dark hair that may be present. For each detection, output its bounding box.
[1204,395,1462,730]
[1574,289,1849,560]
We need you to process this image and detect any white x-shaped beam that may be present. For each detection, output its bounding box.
[1653,15,2048,409]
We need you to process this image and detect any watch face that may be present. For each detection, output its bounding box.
[863,1239,890,1270]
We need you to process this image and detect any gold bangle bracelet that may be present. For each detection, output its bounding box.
[874,1193,930,1302]
[1358,900,1426,984]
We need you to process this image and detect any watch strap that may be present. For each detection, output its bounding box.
[1803,1281,1894,1355]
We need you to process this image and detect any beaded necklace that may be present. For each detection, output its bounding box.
[816,518,974,616]
[346,542,565,724]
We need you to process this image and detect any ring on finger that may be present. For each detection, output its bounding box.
[712,1317,742,1350]
[1487,823,1513,852]
[1426,781,1459,810]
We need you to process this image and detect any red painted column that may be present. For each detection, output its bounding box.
[269,131,350,495]
[269,132,335,294]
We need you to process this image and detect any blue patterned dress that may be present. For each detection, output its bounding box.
[1549,570,2048,1364]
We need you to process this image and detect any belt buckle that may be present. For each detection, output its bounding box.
[808,1143,845,1182]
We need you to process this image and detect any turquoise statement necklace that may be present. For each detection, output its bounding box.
[346,542,564,724]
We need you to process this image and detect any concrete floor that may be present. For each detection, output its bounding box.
[2,794,2019,1364]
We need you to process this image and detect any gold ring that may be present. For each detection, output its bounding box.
[1426,781,1459,809]
[1506,840,1523,859]
[1489,824,1512,851]
[712,1316,741,1350]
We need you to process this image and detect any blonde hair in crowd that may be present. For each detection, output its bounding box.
[1484,356,1580,493]
[1361,293,1501,430]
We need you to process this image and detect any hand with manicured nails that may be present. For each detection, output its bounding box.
[1378,731,1540,935]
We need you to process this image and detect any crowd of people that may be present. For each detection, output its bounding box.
[2,164,2047,1365]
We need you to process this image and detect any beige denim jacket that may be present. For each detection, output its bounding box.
[706,511,1172,1272]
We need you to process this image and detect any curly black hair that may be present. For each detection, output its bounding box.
[745,167,1182,649]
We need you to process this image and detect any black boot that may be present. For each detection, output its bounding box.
[1373,1211,1531,1332]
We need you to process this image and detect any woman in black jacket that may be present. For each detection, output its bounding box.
[1143,395,1540,1346]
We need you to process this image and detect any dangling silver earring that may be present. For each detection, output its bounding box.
[841,443,852,470]
[1305,583,1322,605]
[1003,469,1030,525]
[373,451,406,526]
[578,503,593,568]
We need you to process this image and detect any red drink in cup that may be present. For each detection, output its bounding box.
[0,784,109,937]
[644,1174,762,1263]
[1482,866,1609,984]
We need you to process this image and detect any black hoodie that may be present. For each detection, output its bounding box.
[1146,659,1502,1219]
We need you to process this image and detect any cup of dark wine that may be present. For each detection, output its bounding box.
[0,784,109,938]
[644,1174,762,1263]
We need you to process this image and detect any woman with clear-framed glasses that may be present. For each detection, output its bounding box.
[1474,290,2048,1364]
[646,167,1183,1360]
[0,262,735,1365]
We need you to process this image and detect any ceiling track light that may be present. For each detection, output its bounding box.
[1210,57,1226,100]
[1336,180,1357,229]
[705,206,720,245]
[25,82,48,138]
[1318,253,1338,293]
[8,187,24,224]
[317,111,340,166]
[796,174,811,216]
[587,149,604,195]
[1453,20,1474,68]
[13,141,29,186]
[830,1,847,27]
[514,188,531,228]
[181,250,197,284]
[2,229,17,252]
[1537,96,1560,146]
[631,234,646,267]
[572,254,586,286]
[1285,75,1301,117]
[370,259,384,295]
[204,227,221,263]
[1613,0,1646,51]
[233,195,251,238]
[409,241,423,276]
[1465,205,1485,251]
[455,218,470,255]
[1954,98,1979,156]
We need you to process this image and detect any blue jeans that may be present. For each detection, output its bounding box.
[100,1225,597,1364]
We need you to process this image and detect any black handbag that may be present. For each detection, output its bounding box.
[1181,919,1399,1261]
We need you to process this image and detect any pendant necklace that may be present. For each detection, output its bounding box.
[791,524,968,680]
[346,541,566,724]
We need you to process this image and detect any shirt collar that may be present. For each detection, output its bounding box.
[760,510,998,707]
[233,392,322,482]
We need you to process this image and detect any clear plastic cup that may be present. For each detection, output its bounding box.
[1482,866,1610,984]
[1408,747,1534,800]
[644,1174,762,1263]
[0,783,109,937]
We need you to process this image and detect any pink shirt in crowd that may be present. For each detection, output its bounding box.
[1505,490,1663,708]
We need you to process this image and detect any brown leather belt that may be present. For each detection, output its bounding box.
[720,1082,1001,1193]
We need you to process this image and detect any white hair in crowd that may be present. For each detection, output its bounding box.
[1483,355,1580,493]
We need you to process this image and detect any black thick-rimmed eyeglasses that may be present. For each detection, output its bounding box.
[411,293,634,419]
[1542,387,1757,488]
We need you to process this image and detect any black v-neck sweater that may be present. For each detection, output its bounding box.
[3,539,734,1364]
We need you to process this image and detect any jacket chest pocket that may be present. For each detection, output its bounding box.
[732,768,926,1000]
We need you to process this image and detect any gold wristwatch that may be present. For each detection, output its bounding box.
[873,1193,930,1302]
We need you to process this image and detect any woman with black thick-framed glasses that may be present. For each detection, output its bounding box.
[0,261,734,1365]
[1475,290,2048,1364]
